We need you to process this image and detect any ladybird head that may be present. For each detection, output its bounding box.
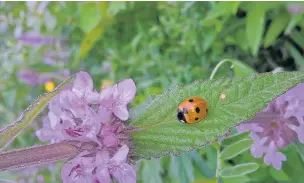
[177,109,187,123]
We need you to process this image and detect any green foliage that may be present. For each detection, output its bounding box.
[130,71,304,159]
[219,163,259,178]
[246,3,265,56]
[220,139,252,160]
[2,1,304,182]
[220,131,250,146]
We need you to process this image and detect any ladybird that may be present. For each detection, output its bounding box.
[176,96,208,124]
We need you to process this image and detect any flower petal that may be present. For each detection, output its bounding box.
[116,79,136,104]
[110,145,129,164]
[113,105,129,121]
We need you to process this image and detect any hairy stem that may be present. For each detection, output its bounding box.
[0,141,81,172]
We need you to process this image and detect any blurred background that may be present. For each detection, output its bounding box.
[1,1,304,183]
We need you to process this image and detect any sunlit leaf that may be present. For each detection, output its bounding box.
[219,163,259,178]
[220,139,253,160]
[205,2,241,20]
[246,4,265,56]
[130,71,304,159]
[78,2,102,33]
[264,13,289,48]
[0,75,75,151]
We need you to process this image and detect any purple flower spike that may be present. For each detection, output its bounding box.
[237,83,304,170]
[17,68,40,85]
[18,32,54,46]
[100,79,136,121]
[36,71,137,183]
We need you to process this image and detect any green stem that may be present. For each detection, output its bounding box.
[210,59,231,80]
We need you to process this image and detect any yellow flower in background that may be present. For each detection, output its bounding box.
[100,79,113,90]
[45,81,55,92]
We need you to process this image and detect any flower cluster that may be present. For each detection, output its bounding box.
[36,71,137,183]
[237,83,304,170]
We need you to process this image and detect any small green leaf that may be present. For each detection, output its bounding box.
[264,13,289,48]
[219,163,259,178]
[246,4,265,56]
[220,139,253,160]
[0,75,75,151]
[285,14,303,35]
[221,131,250,146]
[130,71,304,159]
[78,2,101,33]
[206,2,241,20]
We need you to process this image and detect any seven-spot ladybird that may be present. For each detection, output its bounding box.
[176,96,208,124]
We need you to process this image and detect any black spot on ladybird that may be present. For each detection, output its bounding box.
[195,107,200,113]
[195,117,199,120]
[189,99,194,102]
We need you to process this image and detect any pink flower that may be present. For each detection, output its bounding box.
[237,83,304,170]
[99,79,136,121]
[62,145,136,183]
[36,71,137,183]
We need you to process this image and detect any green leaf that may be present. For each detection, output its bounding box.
[264,13,289,48]
[0,75,75,151]
[220,139,253,160]
[205,2,241,20]
[210,59,255,79]
[74,2,111,65]
[78,2,102,33]
[219,163,259,178]
[285,14,303,35]
[286,43,304,66]
[141,159,163,183]
[221,131,250,146]
[130,71,304,159]
[282,146,304,183]
[107,2,127,16]
[169,154,195,183]
[191,151,214,178]
[246,4,265,56]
